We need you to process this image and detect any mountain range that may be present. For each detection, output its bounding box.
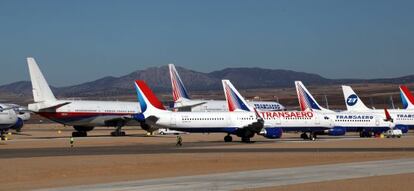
[1,65,413,100]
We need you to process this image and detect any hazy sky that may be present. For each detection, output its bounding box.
[0,0,413,86]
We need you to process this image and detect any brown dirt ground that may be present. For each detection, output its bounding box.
[1,124,413,190]
[248,173,414,191]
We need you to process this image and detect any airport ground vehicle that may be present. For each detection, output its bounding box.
[384,129,402,138]
[158,128,188,135]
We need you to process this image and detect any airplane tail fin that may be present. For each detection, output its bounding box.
[400,85,414,109]
[294,81,329,111]
[134,80,166,114]
[27,57,56,103]
[342,85,370,111]
[222,80,252,112]
[169,64,190,102]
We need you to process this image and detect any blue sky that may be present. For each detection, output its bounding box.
[0,0,413,86]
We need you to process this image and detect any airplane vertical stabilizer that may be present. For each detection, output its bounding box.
[169,64,190,102]
[222,80,252,112]
[294,81,331,112]
[400,85,414,110]
[134,80,166,115]
[342,85,370,111]
[27,57,56,103]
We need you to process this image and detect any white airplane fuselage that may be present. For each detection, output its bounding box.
[29,100,140,127]
[174,99,285,112]
[0,104,18,130]
[151,110,333,133]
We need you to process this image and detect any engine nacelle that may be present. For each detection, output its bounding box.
[10,118,24,131]
[260,127,283,139]
[132,113,146,122]
[395,125,409,133]
[325,127,346,136]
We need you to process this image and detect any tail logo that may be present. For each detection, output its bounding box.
[297,85,320,110]
[346,94,358,106]
[169,64,190,101]
[224,82,250,112]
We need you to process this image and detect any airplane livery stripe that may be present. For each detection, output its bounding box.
[135,80,166,110]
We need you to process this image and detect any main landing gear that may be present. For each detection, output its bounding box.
[359,131,373,138]
[72,126,94,137]
[300,132,317,141]
[1,130,7,141]
[224,134,233,142]
[223,134,251,143]
[110,126,126,136]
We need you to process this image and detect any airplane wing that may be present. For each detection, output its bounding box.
[172,102,207,111]
[243,110,265,135]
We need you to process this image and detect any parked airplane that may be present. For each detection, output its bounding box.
[295,81,395,137]
[0,104,23,140]
[224,80,345,141]
[135,79,272,142]
[400,85,414,110]
[342,85,412,131]
[169,64,285,111]
[26,57,142,137]
[135,79,336,142]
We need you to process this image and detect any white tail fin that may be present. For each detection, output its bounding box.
[27,57,56,103]
[342,85,370,111]
[222,80,252,112]
[169,64,190,102]
[294,81,331,112]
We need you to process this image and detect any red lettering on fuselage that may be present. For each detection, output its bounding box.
[261,111,313,119]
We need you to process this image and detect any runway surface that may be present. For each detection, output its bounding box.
[38,158,414,191]
[2,143,414,158]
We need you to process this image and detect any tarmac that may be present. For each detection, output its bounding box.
[1,125,414,190]
[38,158,414,191]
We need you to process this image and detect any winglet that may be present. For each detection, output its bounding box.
[384,108,393,122]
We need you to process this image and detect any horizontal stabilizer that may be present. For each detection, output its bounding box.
[37,102,71,112]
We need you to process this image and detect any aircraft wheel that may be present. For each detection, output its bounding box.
[110,131,126,136]
[309,133,316,141]
[73,131,87,137]
[241,137,250,143]
[224,135,233,142]
[300,133,309,140]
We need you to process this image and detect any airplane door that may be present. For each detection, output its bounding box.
[170,113,177,127]
[276,116,281,125]
[314,115,320,125]
[375,117,380,126]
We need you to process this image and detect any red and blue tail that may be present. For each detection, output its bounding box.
[295,81,323,111]
[134,80,166,114]
[400,85,414,109]
[222,80,251,112]
[169,64,190,102]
